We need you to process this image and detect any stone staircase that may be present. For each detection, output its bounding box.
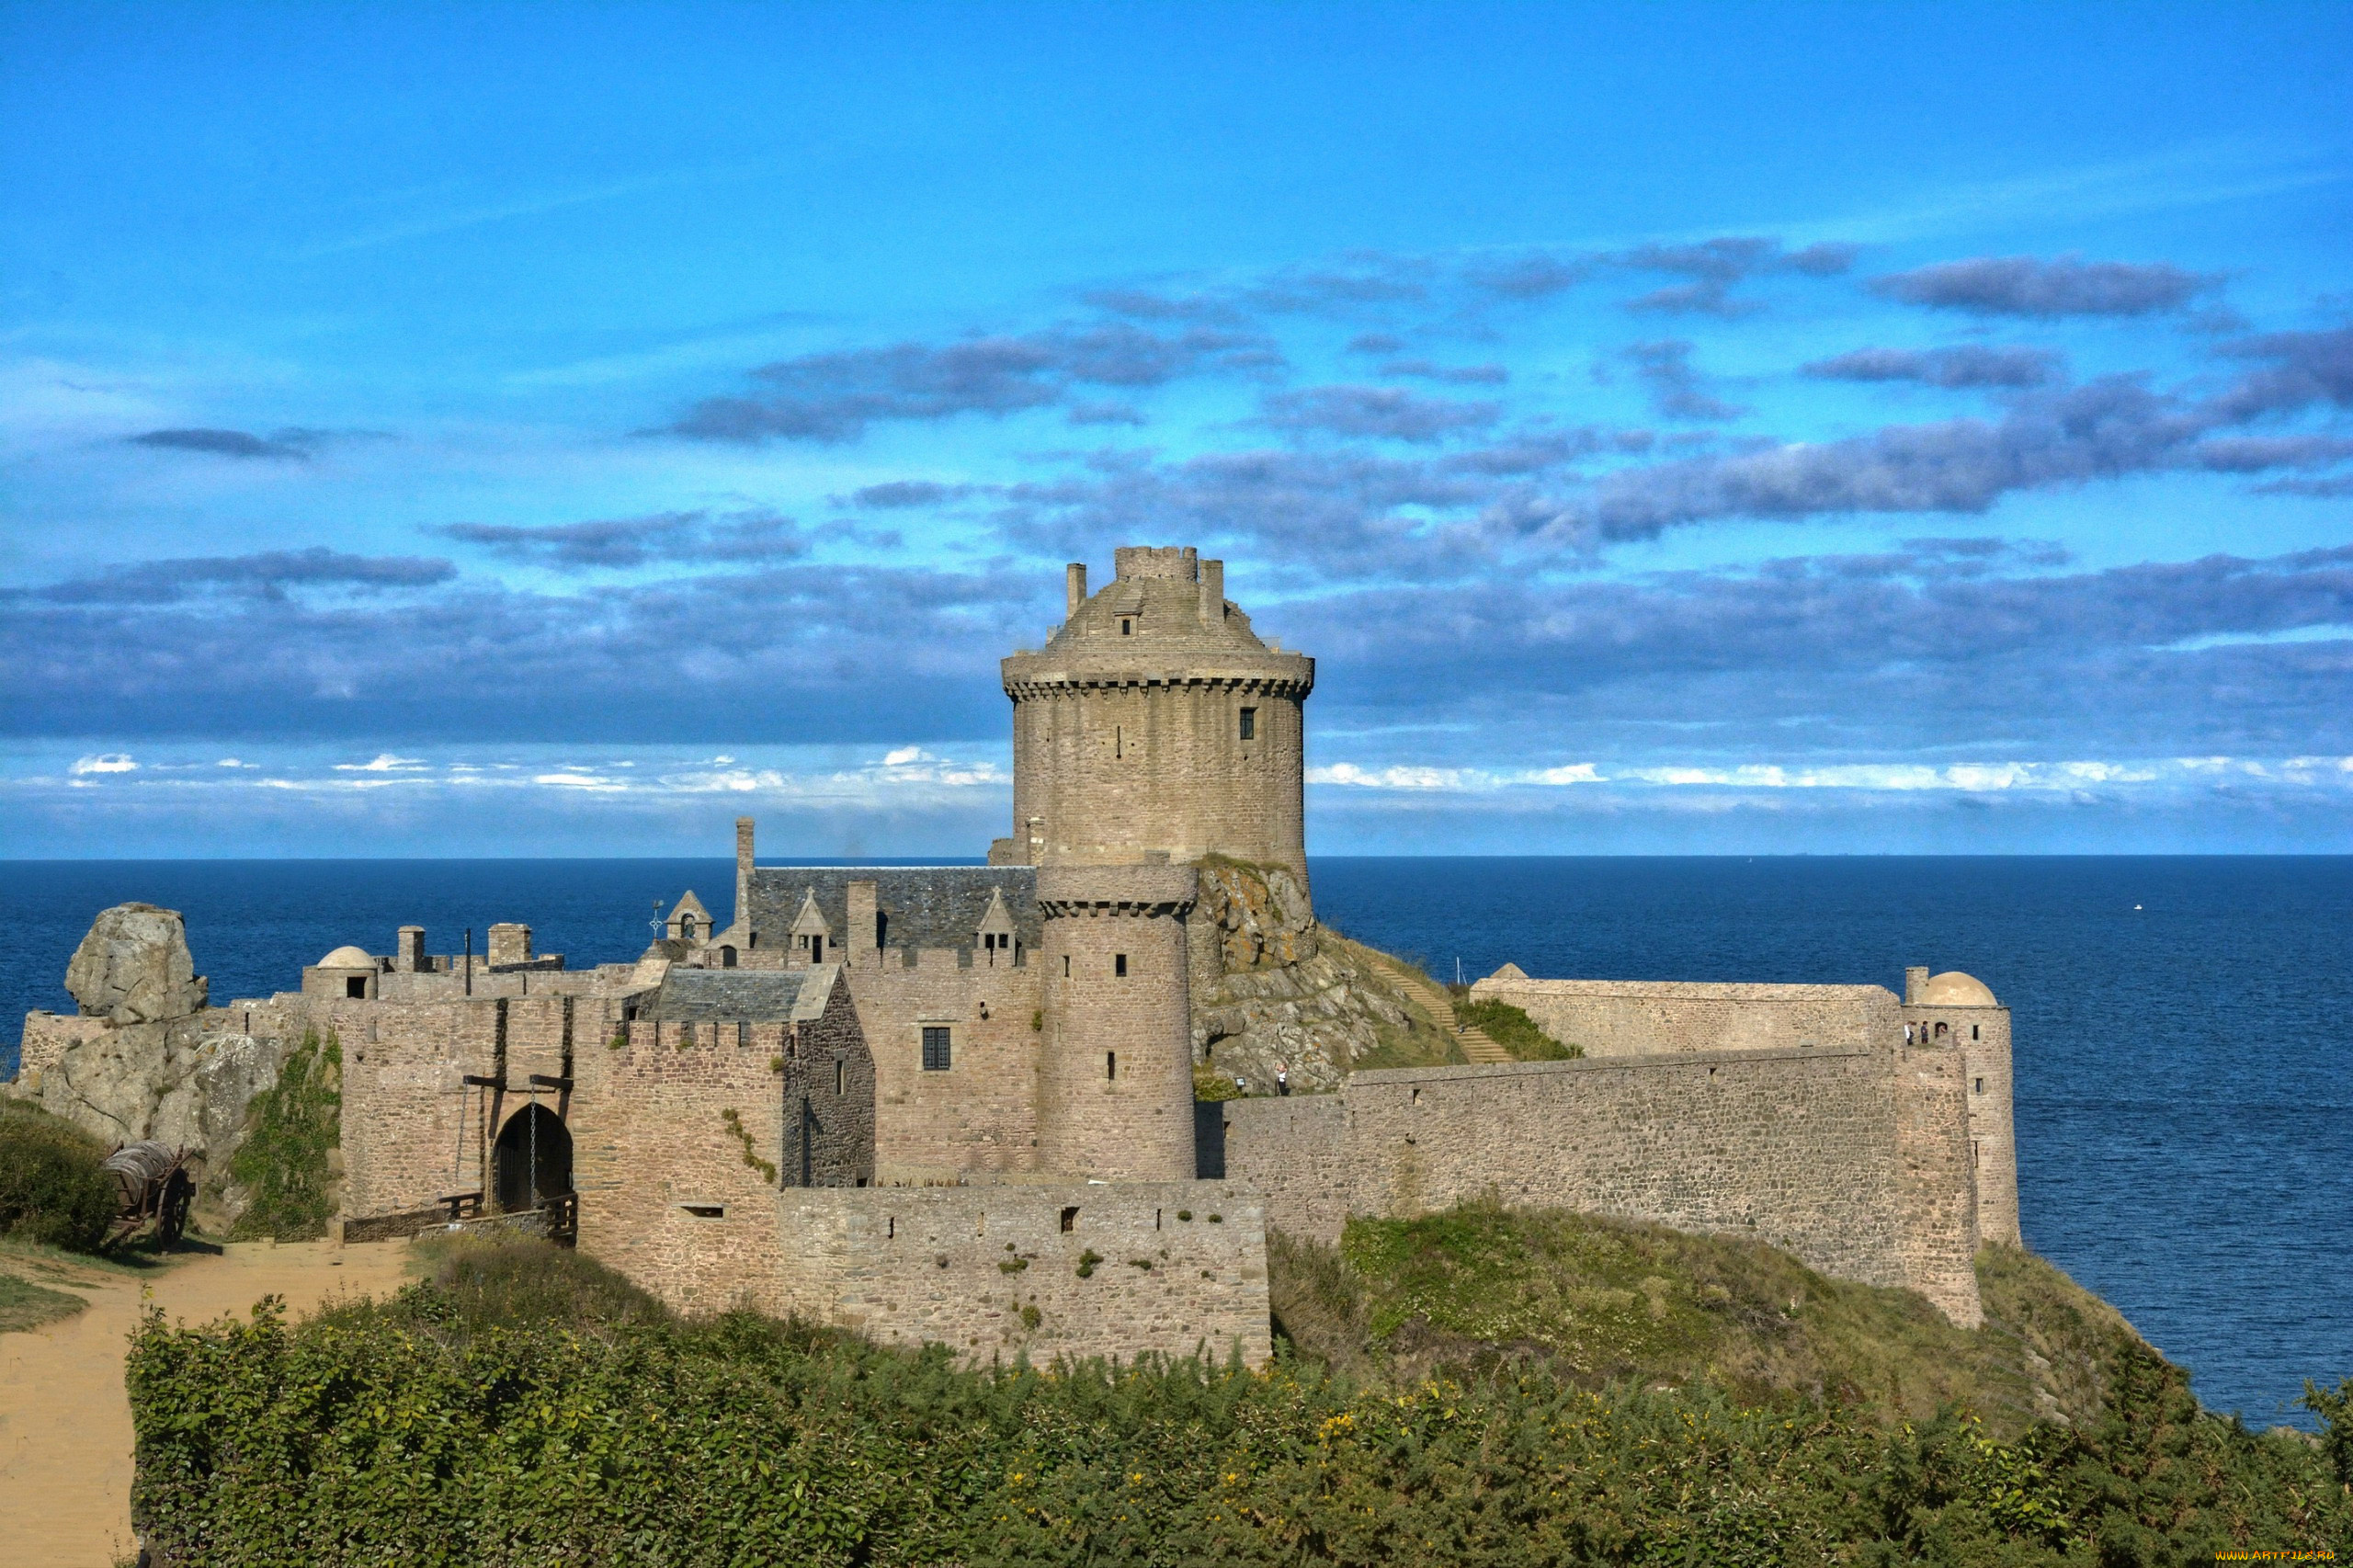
[1373,957,1512,1064]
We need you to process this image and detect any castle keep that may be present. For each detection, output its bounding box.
[13,544,2019,1351]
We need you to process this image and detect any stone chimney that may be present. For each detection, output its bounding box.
[487,923,532,967]
[1065,562,1087,620]
[1199,557,1223,625]
[735,816,756,932]
[847,881,881,961]
[394,926,426,973]
[1904,965,1929,1005]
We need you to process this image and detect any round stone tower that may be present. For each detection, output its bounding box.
[1000,546,1313,882]
[1035,865,1199,1180]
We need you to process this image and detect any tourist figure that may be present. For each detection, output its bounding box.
[1276,1062,1289,1096]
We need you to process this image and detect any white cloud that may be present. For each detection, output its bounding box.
[334,754,427,772]
[883,746,928,766]
[69,753,138,775]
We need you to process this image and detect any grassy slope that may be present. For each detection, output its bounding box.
[0,1267,86,1333]
[1270,1203,2140,1439]
[1315,930,1467,1072]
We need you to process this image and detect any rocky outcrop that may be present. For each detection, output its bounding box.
[9,903,286,1230]
[1189,860,1439,1092]
[64,903,208,1024]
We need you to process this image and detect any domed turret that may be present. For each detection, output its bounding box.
[318,945,376,970]
[1000,546,1313,881]
[1918,971,1998,1007]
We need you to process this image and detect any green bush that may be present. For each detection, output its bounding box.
[227,1029,341,1242]
[0,1101,119,1251]
[127,1241,2353,1567]
[1454,997,1581,1060]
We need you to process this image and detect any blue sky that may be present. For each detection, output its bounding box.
[3,1,2349,857]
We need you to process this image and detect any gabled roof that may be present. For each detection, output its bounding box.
[669,890,710,918]
[638,964,838,1024]
[744,866,1040,954]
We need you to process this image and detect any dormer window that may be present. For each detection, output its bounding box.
[1120,618,1132,635]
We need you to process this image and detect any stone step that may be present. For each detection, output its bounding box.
[1373,958,1515,1064]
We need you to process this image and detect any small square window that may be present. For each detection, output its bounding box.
[1973,1076,1984,1094]
[1238,707,1256,740]
[345,976,367,998]
[1120,618,1132,635]
[1114,953,1128,977]
[921,1026,951,1071]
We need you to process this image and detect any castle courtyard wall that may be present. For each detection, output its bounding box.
[1222,1043,1984,1326]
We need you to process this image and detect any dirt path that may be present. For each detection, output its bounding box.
[0,1239,415,1568]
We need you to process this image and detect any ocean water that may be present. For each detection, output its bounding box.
[4,855,2346,1428]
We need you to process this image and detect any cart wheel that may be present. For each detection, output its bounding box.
[157,1172,194,1248]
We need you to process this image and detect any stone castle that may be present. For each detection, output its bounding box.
[12,544,2018,1357]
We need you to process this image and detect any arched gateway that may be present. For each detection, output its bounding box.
[492,1102,573,1214]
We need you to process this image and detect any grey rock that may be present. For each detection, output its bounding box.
[64,903,208,1025]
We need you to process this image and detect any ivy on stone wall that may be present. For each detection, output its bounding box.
[721,1108,778,1185]
[226,1029,341,1242]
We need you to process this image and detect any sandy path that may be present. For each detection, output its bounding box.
[0,1239,415,1568]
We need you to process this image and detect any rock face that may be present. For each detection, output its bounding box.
[1189,861,1430,1093]
[12,903,283,1230]
[65,903,209,1024]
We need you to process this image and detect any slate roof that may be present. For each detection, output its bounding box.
[743,866,1040,954]
[638,965,837,1023]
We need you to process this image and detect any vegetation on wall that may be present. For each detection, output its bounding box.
[722,1108,779,1185]
[0,1098,119,1252]
[226,1029,341,1242]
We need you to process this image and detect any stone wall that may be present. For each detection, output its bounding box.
[839,947,1045,1184]
[776,973,878,1187]
[1222,1043,1984,1326]
[1467,975,1903,1058]
[14,1011,109,1085]
[571,1022,795,1302]
[650,1182,1271,1367]
[338,994,600,1221]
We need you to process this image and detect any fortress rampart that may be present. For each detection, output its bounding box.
[1468,973,1904,1057]
[1222,1037,1984,1327]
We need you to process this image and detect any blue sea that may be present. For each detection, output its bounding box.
[4,855,2346,1429]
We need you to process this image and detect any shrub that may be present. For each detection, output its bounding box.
[227,1029,341,1242]
[1455,997,1581,1059]
[126,1269,2353,1567]
[0,1100,119,1251]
